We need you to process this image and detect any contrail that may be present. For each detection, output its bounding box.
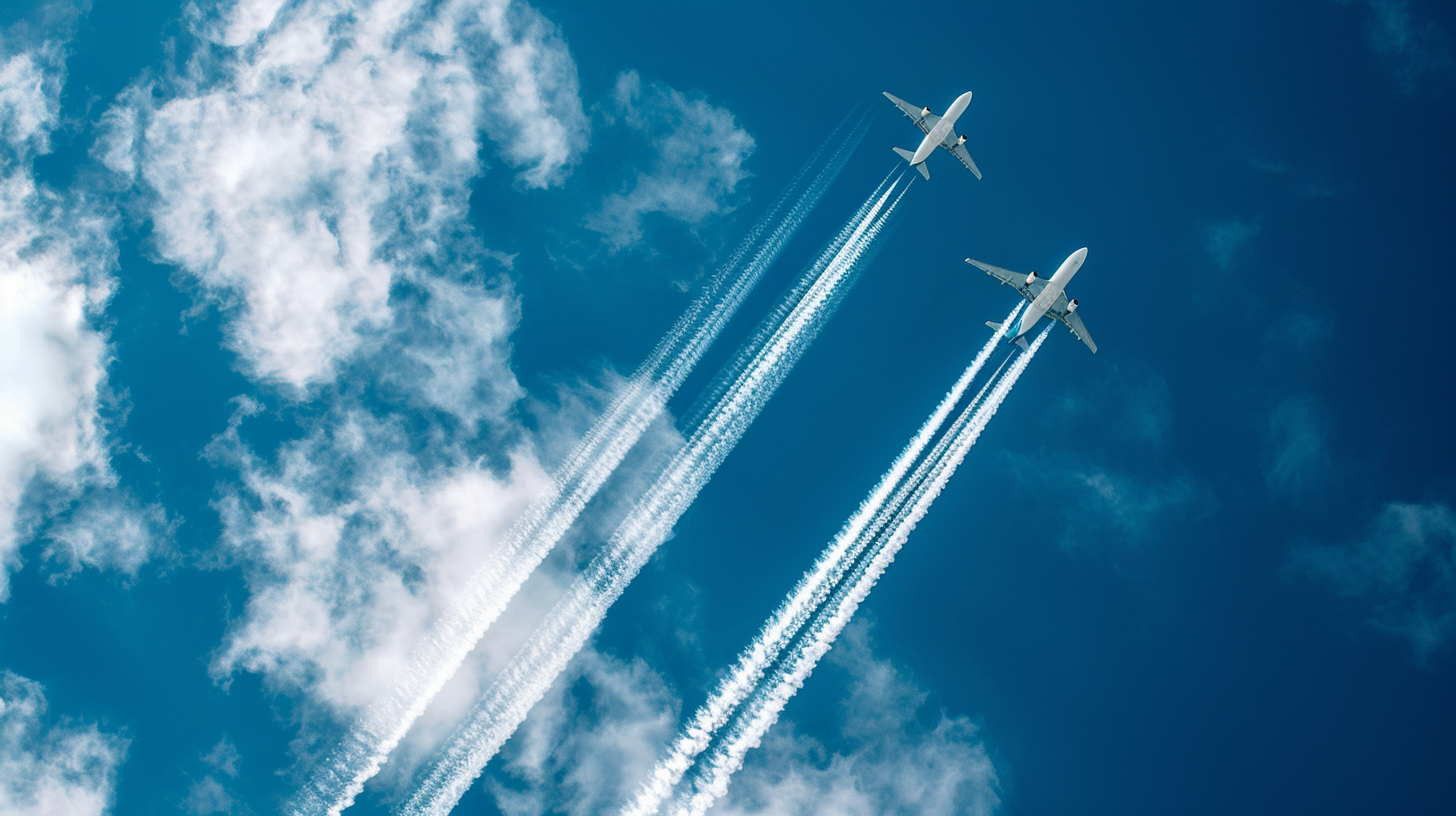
[620,302,1027,816]
[672,324,1054,816]
[293,110,872,816]
[401,176,912,816]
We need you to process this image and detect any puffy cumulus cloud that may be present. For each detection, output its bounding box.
[484,648,680,816]
[106,0,588,388]
[1201,217,1259,271]
[0,670,128,816]
[1292,501,1456,659]
[710,622,999,816]
[206,402,552,716]
[0,22,161,598]
[589,70,755,250]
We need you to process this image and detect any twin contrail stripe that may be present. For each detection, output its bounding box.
[620,301,1026,816]
[401,176,911,816]
[293,109,872,816]
[673,325,1052,816]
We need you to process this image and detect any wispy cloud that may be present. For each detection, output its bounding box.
[205,402,551,716]
[1263,395,1332,501]
[1361,1,1455,94]
[485,648,681,816]
[589,71,755,250]
[182,737,247,815]
[1201,218,1259,271]
[708,621,999,816]
[0,670,128,816]
[1292,501,1456,659]
[0,14,163,598]
[105,0,589,388]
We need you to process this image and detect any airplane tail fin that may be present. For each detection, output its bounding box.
[892,147,931,180]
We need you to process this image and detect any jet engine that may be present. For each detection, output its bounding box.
[1067,298,1079,313]
[1025,270,1039,285]
[920,106,931,117]
[956,134,967,145]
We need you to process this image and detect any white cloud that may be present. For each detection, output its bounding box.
[708,622,999,816]
[485,648,681,816]
[1293,501,1456,659]
[1362,1,1455,94]
[1202,218,1259,271]
[0,26,158,598]
[589,70,755,249]
[207,404,552,715]
[182,737,246,815]
[109,0,589,389]
[0,671,128,816]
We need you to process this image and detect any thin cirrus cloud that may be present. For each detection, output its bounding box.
[589,70,756,250]
[1292,501,1456,659]
[0,20,167,598]
[0,670,128,816]
[1357,0,1455,94]
[102,0,590,390]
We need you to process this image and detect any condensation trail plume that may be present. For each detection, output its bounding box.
[401,177,911,816]
[294,110,873,816]
[620,302,1026,816]
[673,325,1053,816]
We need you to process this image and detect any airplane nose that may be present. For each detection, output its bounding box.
[1073,247,1088,261]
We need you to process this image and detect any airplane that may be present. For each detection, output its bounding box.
[967,247,1097,353]
[883,91,982,181]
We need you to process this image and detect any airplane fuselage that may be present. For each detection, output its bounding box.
[1006,247,1087,343]
[911,91,973,165]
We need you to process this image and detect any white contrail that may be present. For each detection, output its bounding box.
[293,112,872,816]
[672,324,1054,816]
[620,302,1026,816]
[401,177,911,816]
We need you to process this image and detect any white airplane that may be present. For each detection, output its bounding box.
[883,91,982,181]
[967,247,1097,353]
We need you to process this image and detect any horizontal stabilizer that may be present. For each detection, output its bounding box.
[1014,336,1030,351]
[892,147,915,162]
[985,321,1002,331]
[915,162,930,180]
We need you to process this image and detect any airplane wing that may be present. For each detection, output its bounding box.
[1061,310,1097,353]
[966,258,1030,290]
[944,138,983,180]
[883,92,938,135]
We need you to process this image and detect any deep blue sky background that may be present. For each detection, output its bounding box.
[2,0,1454,814]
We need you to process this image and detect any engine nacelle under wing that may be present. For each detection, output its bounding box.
[1067,298,1079,313]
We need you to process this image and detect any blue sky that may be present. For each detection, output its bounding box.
[0,0,1453,814]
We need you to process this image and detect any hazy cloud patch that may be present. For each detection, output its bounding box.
[710,621,999,816]
[1202,218,1259,271]
[0,671,128,816]
[1263,395,1332,501]
[589,70,755,250]
[1292,501,1456,659]
[1361,0,1455,94]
